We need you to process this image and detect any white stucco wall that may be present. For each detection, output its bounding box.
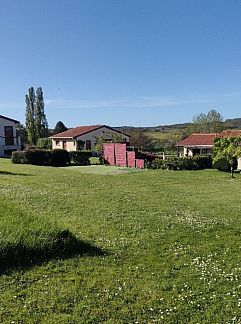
[237,158,241,170]
[52,139,76,151]
[76,127,130,150]
[182,146,213,157]
[0,117,21,157]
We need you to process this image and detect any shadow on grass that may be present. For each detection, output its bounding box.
[0,230,106,275]
[0,171,32,176]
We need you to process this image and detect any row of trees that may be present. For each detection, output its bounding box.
[22,87,68,147]
[25,87,48,145]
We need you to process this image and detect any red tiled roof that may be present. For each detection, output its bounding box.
[176,133,219,147]
[177,130,241,147]
[219,130,241,137]
[50,125,104,138]
[50,124,130,139]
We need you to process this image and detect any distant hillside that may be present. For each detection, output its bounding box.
[224,118,241,129]
[114,123,190,133]
[115,117,241,133]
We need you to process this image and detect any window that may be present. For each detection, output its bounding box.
[4,126,14,146]
[56,140,59,145]
[86,140,91,150]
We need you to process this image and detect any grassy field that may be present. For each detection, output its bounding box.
[1,159,241,323]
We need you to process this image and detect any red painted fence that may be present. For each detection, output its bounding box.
[103,143,115,166]
[115,144,127,167]
[103,143,145,169]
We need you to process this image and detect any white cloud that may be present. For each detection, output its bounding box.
[1,91,241,111]
[45,95,216,110]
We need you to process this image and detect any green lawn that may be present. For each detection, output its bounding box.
[61,165,145,175]
[1,158,241,323]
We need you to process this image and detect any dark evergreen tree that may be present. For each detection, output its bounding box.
[54,121,68,134]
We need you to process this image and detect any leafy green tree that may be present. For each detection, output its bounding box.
[189,109,224,134]
[94,133,125,152]
[54,121,67,134]
[36,137,52,149]
[126,128,151,151]
[213,136,241,171]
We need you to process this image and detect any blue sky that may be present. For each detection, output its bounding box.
[1,0,241,127]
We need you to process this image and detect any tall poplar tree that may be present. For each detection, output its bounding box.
[35,87,48,138]
[25,87,36,144]
[25,86,49,144]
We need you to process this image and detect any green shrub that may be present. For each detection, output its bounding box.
[11,151,27,164]
[12,149,52,165]
[36,137,52,149]
[51,149,70,167]
[149,158,166,169]
[213,157,231,172]
[194,155,212,169]
[149,155,212,170]
[25,149,52,165]
[12,149,69,167]
[69,151,92,165]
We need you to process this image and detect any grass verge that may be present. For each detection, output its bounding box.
[0,197,104,274]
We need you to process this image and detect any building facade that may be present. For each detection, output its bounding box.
[0,115,21,157]
[50,125,130,151]
[176,130,241,157]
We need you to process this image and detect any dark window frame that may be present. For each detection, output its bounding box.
[85,140,91,150]
[4,126,14,146]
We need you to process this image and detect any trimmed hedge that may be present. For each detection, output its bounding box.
[51,149,70,167]
[11,151,27,164]
[12,149,92,167]
[12,149,70,167]
[69,151,92,165]
[148,155,212,170]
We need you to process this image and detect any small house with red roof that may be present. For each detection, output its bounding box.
[49,125,130,151]
[176,130,241,157]
[0,115,21,157]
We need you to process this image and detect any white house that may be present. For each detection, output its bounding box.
[0,115,21,157]
[176,130,241,157]
[50,125,130,151]
[176,133,218,157]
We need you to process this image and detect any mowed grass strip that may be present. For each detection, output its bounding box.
[1,158,241,323]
